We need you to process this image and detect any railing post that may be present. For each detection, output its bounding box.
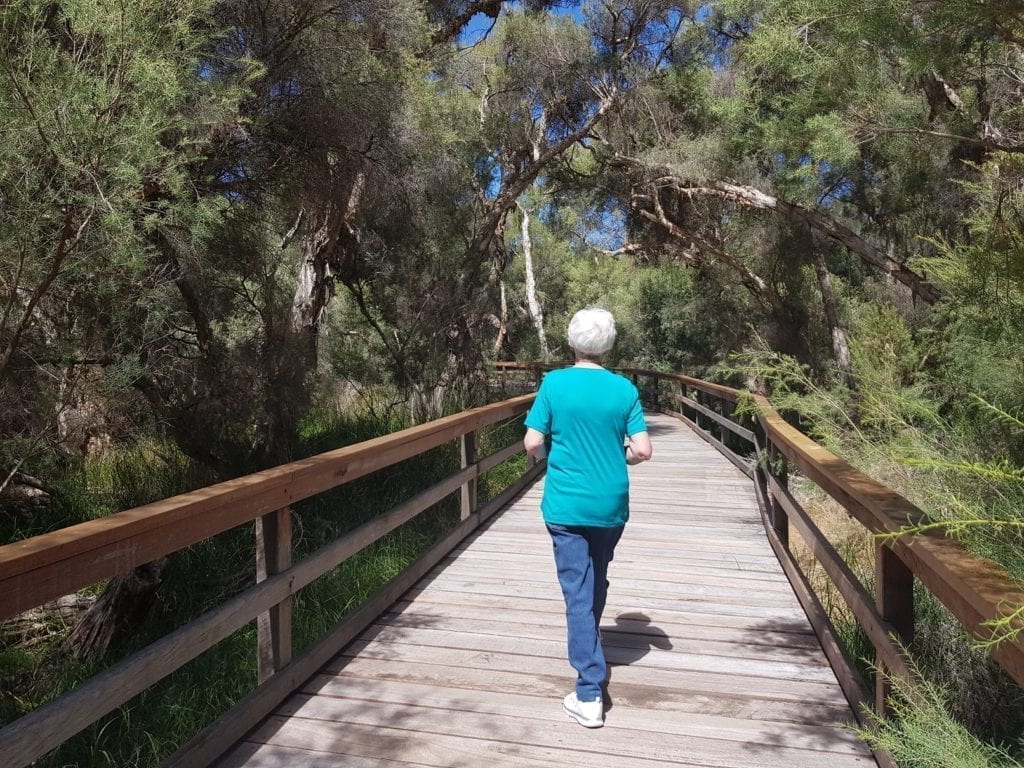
[695,390,708,433]
[719,400,733,448]
[256,506,292,683]
[767,444,789,548]
[875,544,914,714]
[460,430,478,520]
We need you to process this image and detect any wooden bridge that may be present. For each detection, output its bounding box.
[1,365,1023,767]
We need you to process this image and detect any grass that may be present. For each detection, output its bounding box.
[1,390,531,767]
[857,666,1024,768]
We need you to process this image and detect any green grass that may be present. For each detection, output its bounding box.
[857,663,1024,768]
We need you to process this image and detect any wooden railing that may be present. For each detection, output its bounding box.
[496,362,1024,723]
[0,394,539,768]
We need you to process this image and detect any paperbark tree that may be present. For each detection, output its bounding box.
[518,204,550,360]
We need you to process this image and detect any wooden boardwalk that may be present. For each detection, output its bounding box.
[218,413,876,768]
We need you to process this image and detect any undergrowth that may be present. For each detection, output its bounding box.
[1,388,530,767]
[725,330,1024,763]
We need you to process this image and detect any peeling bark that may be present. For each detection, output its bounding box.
[518,205,549,361]
[493,280,508,356]
[67,558,167,660]
[465,97,614,270]
[813,251,855,389]
[291,170,366,346]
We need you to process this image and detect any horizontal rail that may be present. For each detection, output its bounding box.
[750,391,1024,685]
[669,392,755,443]
[767,475,917,689]
[496,361,741,403]
[0,394,534,621]
[164,458,546,767]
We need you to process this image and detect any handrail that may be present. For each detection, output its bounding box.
[0,392,538,768]
[496,362,1024,707]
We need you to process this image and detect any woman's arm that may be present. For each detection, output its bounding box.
[524,427,548,460]
[626,431,652,465]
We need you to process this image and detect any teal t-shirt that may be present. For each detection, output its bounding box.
[524,366,647,527]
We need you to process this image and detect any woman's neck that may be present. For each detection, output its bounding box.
[573,359,603,369]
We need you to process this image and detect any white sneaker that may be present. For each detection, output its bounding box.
[563,692,604,728]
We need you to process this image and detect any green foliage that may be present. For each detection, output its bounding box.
[859,662,1024,768]
[4,0,1024,763]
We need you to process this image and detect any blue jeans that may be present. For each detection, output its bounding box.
[547,523,625,702]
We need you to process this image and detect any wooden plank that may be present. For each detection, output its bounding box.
[657,409,754,478]
[219,741,414,768]
[875,542,915,714]
[353,625,836,683]
[620,368,742,404]
[259,695,874,768]
[242,714,874,768]
[256,507,293,683]
[448,542,783,571]
[330,638,849,705]
[423,569,802,605]
[476,440,523,475]
[410,580,806,619]
[401,586,823,640]
[460,430,477,520]
[290,681,869,755]
[434,559,804,593]
[165,461,545,768]
[319,659,854,726]
[378,612,824,660]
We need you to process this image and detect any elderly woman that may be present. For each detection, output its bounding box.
[523,307,652,728]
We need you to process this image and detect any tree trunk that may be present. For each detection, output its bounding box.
[67,558,167,660]
[634,191,782,314]
[291,171,366,351]
[519,205,549,361]
[813,251,855,390]
[493,280,508,356]
[0,472,51,515]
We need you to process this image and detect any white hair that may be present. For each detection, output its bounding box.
[567,307,617,357]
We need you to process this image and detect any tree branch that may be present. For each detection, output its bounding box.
[864,126,1024,154]
[0,210,93,382]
